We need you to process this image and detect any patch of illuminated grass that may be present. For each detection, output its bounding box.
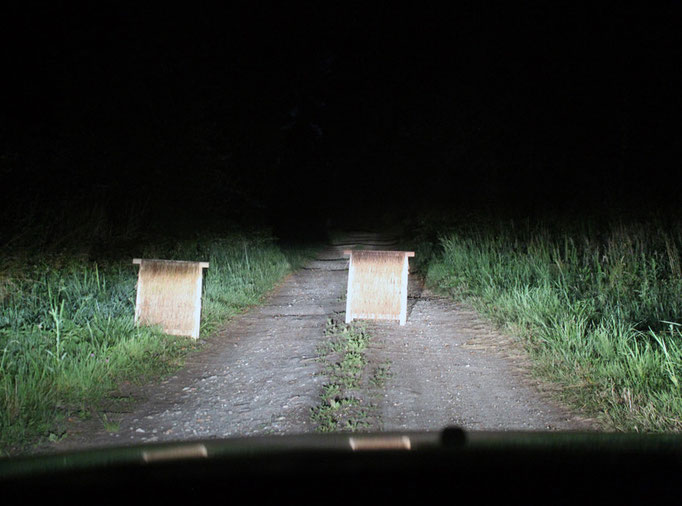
[311,320,376,433]
[424,216,682,432]
[0,233,317,454]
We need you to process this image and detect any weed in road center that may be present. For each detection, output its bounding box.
[370,361,393,388]
[311,319,380,432]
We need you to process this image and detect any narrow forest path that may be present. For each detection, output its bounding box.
[51,232,593,453]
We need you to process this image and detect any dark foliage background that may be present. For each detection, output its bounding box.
[2,3,680,245]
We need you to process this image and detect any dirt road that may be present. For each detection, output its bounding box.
[52,232,592,452]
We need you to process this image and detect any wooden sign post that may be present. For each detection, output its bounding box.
[343,250,415,326]
[133,259,209,339]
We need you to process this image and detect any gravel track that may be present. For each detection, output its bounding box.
[51,232,593,453]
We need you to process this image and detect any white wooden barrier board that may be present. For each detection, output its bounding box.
[343,250,414,326]
[133,259,209,339]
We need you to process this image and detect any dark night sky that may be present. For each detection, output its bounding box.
[2,3,681,240]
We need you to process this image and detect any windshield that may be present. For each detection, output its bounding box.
[2,4,680,459]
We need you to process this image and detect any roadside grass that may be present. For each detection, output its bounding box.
[0,232,317,454]
[423,215,682,432]
[310,319,381,433]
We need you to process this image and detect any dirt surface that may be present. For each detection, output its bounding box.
[49,232,594,454]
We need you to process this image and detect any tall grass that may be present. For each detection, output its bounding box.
[426,216,682,431]
[0,232,316,454]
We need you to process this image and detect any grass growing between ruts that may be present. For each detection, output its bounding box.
[311,319,384,433]
[423,215,682,432]
[0,232,317,454]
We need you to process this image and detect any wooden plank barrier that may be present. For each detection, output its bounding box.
[343,250,415,326]
[133,259,209,339]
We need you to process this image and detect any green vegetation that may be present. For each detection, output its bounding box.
[310,319,382,432]
[0,232,316,454]
[421,214,682,432]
